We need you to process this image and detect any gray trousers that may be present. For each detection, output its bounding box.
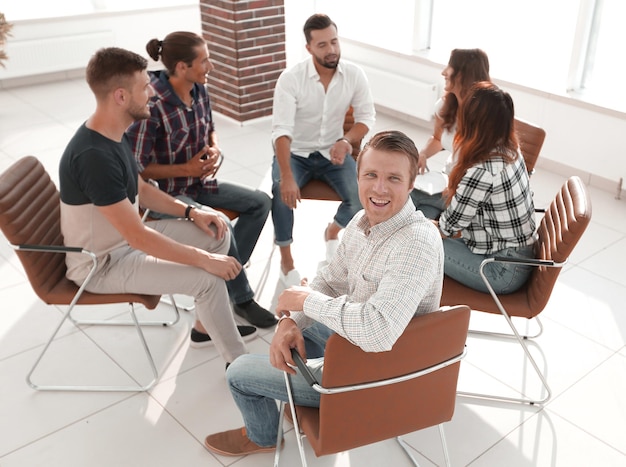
[83,219,248,363]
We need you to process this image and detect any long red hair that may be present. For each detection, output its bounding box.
[444,82,519,203]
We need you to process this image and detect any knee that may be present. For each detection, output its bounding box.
[257,191,272,214]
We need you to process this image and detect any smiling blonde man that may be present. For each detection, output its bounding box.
[204,130,444,456]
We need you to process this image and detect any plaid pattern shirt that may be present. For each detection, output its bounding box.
[126,70,218,197]
[292,200,444,353]
[439,150,536,254]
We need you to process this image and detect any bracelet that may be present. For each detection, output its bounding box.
[336,137,351,146]
[184,205,194,220]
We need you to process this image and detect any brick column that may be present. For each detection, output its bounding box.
[199,0,286,122]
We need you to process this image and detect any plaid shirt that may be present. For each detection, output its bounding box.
[292,200,444,353]
[439,150,536,254]
[126,70,217,197]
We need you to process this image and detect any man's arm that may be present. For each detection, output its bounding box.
[274,135,300,209]
[98,197,240,281]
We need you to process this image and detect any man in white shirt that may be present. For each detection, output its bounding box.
[271,13,376,289]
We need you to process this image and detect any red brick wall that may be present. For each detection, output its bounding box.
[199,0,286,122]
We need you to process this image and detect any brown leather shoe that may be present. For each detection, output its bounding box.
[204,427,276,456]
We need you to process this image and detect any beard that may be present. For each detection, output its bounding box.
[128,101,151,121]
[315,53,340,70]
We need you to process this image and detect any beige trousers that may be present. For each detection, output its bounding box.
[83,218,247,364]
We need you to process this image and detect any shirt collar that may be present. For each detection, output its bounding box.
[150,70,199,107]
[306,57,344,81]
[356,198,417,237]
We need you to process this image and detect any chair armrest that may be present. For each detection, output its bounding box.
[488,256,558,267]
[291,346,466,395]
[291,348,320,387]
[16,243,83,253]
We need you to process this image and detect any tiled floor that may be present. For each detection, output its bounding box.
[1,78,625,467]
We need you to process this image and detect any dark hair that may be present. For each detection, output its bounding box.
[146,31,206,75]
[358,130,420,184]
[86,47,148,99]
[440,48,491,130]
[445,82,518,202]
[303,14,337,44]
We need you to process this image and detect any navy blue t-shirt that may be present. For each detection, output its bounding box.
[59,123,138,207]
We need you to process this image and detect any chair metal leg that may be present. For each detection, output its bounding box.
[439,424,452,467]
[470,315,544,340]
[396,436,421,466]
[69,294,181,327]
[27,302,160,392]
[284,371,308,467]
[274,401,286,467]
[160,295,195,313]
[459,260,552,405]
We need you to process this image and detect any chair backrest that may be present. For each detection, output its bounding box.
[514,118,546,175]
[441,176,592,318]
[0,156,69,303]
[526,175,592,313]
[0,156,159,308]
[296,305,471,456]
[300,107,362,201]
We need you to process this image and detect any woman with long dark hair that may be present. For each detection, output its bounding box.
[411,48,491,219]
[437,82,536,294]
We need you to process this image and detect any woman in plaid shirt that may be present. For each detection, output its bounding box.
[437,82,536,294]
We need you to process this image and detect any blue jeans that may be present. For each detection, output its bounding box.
[443,238,535,294]
[150,181,271,305]
[271,152,362,245]
[226,322,335,446]
[410,188,446,220]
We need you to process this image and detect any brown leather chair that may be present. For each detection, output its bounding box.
[274,305,471,467]
[299,107,363,201]
[0,156,180,392]
[514,117,546,175]
[440,176,592,405]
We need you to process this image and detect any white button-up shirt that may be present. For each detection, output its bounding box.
[271,58,376,159]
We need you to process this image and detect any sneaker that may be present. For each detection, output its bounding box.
[233,300,278,328]
[325,239,339,263]
[190,325,257,348]
[204,427,276,456]
[281,269,302,287]
[324,224,340,263]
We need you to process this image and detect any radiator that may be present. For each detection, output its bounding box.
[0,31,115,80]
[362,65,439,121]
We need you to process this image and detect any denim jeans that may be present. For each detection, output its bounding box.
[226,322,335,446]
[409,188,446,220]
[271,151,362,245]
[148,181,271,305]
[443,237,535,294]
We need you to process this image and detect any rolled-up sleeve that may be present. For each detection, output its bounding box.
[271,73,297,147]
[350,66,376,131]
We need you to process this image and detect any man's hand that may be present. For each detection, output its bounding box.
[279,175,301,209]
[269,318,306,374]
[329,139,350,165]
[202,253,242,281]
[275,283,310,318]
[190,208,228,240]
[187,145,220,178]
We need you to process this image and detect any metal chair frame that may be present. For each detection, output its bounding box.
[14,244,180,392]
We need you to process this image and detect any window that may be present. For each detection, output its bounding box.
[574,0,626,110]
[308,0,623,112]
